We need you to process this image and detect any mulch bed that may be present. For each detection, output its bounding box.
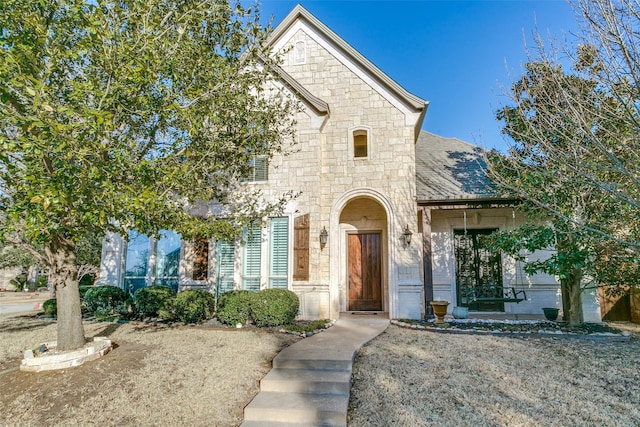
[394,318,632,340]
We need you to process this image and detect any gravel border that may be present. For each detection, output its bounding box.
[390,319,632,341]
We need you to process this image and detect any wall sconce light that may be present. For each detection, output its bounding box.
[402,224,413,245]
[319,226,328,250]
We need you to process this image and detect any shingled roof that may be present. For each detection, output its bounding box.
[415,131,503,204]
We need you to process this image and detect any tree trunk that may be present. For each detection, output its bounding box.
[46,236,85,351]
[561,280,571,322]
[563,267,584,326]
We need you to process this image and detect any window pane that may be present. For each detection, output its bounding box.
[192,237,209,281]
[354,133,368,158]
[124,231,149,295]
[269,217,289,289]
[154,230,181,292]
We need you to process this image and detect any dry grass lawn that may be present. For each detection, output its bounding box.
[3,309,639,427]
[0,313,299,427]
[348,325,640,426]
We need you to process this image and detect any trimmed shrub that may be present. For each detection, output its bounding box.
[134,286,176,318]
[43,298,57,317]
[170,289,216,324]
[251,289,299,327]
[116,296,136,320]
[84,285,127,315]
[216,290,255,326]
[78,285,93,300]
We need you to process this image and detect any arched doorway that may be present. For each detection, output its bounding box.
[339,197,388,312]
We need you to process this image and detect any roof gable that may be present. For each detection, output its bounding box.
[268,5,428,133]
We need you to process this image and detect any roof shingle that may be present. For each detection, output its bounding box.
[415,131,498,203]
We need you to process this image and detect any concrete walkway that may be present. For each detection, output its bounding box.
[241,314,389,427]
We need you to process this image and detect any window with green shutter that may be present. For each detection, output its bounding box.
[242,224,262,290]
[269,217,289,289]
[216,239,235,296]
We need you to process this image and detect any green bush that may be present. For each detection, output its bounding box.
[251,289,299,327]
[134,286,176,318]
[216,290,256,325]
[9,275,27,292]
[35,275,48,290]
[43,298,57,317]
[169,289,216,324]
[78,285,93,300]
[84,285,127,315]
[79,273,95,287]
[116,296,136,320]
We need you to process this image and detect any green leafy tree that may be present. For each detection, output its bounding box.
[0,0,298,350]
[488,0,640,324]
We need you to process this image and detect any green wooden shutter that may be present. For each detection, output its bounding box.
[216,239,235,296]
[269,217,289,289]
[242,224,261,290]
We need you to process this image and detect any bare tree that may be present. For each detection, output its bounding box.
[487,0,640,324]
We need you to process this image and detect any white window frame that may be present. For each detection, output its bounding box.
[348,125,372,160]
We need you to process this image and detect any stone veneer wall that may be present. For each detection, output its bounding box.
[266,27,424,319]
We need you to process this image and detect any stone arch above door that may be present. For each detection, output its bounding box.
[329,188,397,317]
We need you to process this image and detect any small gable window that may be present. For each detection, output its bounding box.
[353,129,368,158]
[294,41,306,64]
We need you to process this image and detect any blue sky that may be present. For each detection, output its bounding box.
[256,0,580,151]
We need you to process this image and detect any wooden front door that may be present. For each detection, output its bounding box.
[348,233,382,311]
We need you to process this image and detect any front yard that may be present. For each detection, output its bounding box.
[348,325,640,426]
[1,311,639,427]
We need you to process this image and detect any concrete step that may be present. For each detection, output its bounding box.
[260,368,351,394]
[240,421,340,427]
[273,352,354,372]
[243,391,347,426]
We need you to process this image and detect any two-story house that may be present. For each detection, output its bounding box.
[98,5,602,322]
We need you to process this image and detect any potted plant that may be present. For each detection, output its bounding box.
[430,300,450,324]
[452,306,469,319]
[542,307,559,321]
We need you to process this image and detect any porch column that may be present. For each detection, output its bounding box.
[421,207,434,318]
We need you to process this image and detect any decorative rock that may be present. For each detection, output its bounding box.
[20,337,112,372]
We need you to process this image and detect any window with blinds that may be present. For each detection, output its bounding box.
[242,224,262,290]
[247,155,268,181]
[216,239,235,296]
[269,217,289,289]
